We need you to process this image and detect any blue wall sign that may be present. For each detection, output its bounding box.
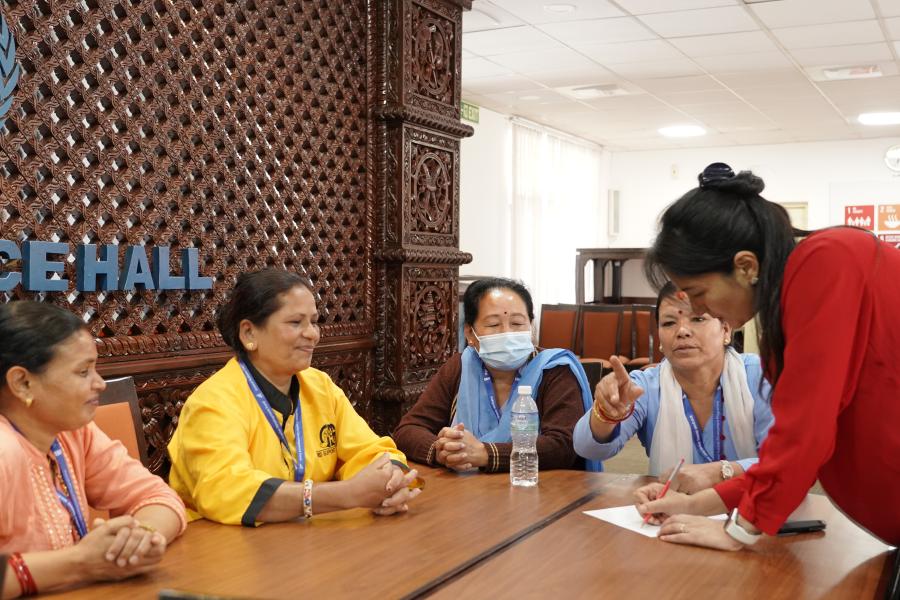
[0,241,213,292]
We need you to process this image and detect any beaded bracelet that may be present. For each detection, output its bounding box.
[8,552,37,597]
[302,478,313,519]
[592,400,634,424]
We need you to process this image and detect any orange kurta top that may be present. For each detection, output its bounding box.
[0,415,187,552]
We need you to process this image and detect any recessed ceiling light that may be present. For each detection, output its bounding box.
[658,124,706,138]
[543,3,576,14]
[859,112,900,126]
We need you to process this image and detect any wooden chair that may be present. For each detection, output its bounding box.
[624,304,657,370]
[89,377,149,522]
[538,304,580,353]
[578,305,627,364]
[93,376,149,467]
[577,305,631,390]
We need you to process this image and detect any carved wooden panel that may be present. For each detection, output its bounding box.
[403,0,460,118]
[0,0,372,358]
[0,0,473,461]
[371,0,470,424]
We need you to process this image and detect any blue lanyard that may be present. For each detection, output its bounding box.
[238,359,305,482]
[480,367,521,422]
[681,387,724,463]
[50,440,88,539]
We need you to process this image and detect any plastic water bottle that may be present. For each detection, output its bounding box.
[510,384,539,487]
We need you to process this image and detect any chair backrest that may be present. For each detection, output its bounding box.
[618,308,636,358]
[579,305,623,359]
[632,304,657,362]
[538,304,580,352]
[93,377,149,468]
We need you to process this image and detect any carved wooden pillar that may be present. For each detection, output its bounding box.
[371,0,473,433]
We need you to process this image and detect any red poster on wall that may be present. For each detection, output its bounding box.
[845,205,874,230]
[878,234,900,249]
[877,205,900,232]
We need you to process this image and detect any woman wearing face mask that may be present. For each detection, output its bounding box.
[394,278,601,473]
[572,282,774,494]
[1,301,186,598]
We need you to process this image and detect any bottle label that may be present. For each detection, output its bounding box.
[510,412,538,432]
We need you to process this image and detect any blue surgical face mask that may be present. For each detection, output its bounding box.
[474,331,534,371]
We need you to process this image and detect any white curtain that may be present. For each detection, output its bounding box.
[511,121,604,313]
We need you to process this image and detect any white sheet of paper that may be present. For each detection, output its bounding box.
[583,505,727,538]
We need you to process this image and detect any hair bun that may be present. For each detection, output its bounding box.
[698,162,734,187]
[699,162,765,196]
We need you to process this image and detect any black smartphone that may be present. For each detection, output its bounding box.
[777,519,826,536]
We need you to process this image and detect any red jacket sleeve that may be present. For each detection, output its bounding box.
[714,234,871,534]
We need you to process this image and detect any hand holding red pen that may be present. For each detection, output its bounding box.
[639,458,686,526]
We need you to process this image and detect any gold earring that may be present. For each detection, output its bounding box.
[750,276,759,285]
[23,396,34,408]
[658,344,663,352]
[246,343,256,351]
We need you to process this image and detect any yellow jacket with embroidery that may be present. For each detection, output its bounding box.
[167,358,405,525]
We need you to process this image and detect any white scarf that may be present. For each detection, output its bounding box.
[649,348,758,476]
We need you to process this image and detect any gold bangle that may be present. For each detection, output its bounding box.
[137,523,156,533]
[592,401,633,424]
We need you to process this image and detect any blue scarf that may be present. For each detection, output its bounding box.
[453,347,603,472]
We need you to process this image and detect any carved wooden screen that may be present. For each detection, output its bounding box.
[0,0,471,475]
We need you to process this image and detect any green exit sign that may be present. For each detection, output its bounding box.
[460,101,479,123]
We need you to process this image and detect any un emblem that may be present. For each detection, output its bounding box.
[0,11,20,130]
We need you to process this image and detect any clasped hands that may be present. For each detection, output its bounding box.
[74,515,168,581]
[349,453,422,516]
[434,423,487,472]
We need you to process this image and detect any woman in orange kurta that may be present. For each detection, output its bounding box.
[0,302,186,598]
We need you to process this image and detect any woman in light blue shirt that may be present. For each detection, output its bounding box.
[573,282,773,493]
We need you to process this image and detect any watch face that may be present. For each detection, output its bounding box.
[721,461,734,479]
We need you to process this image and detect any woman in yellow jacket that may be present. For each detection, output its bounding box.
[168,269,421,526]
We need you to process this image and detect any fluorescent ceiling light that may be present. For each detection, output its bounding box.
[543,3,576,14]
[858,112,900,126]
[658,124,706,138]
[823,65,881,80]
[556,84,633,100]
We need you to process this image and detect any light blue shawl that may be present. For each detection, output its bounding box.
[452,346,603,472]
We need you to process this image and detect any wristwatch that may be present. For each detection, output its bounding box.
[720,460,734,481]
[724,508,762,545]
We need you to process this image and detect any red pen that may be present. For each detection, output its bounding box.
[642,457,685,527]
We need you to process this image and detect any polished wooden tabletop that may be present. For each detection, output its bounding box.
[47,466,614,599]
[431,474,895,600]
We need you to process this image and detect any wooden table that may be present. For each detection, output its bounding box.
[575,248,647,304]
[48,467,612,599]
[431,475,895,599]
[47,470,893,599]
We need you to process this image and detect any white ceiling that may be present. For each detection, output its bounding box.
[461,0,900,150]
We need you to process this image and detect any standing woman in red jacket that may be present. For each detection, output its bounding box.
[634,162,900,549]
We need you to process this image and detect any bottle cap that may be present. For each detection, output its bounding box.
[517,385,532,395]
